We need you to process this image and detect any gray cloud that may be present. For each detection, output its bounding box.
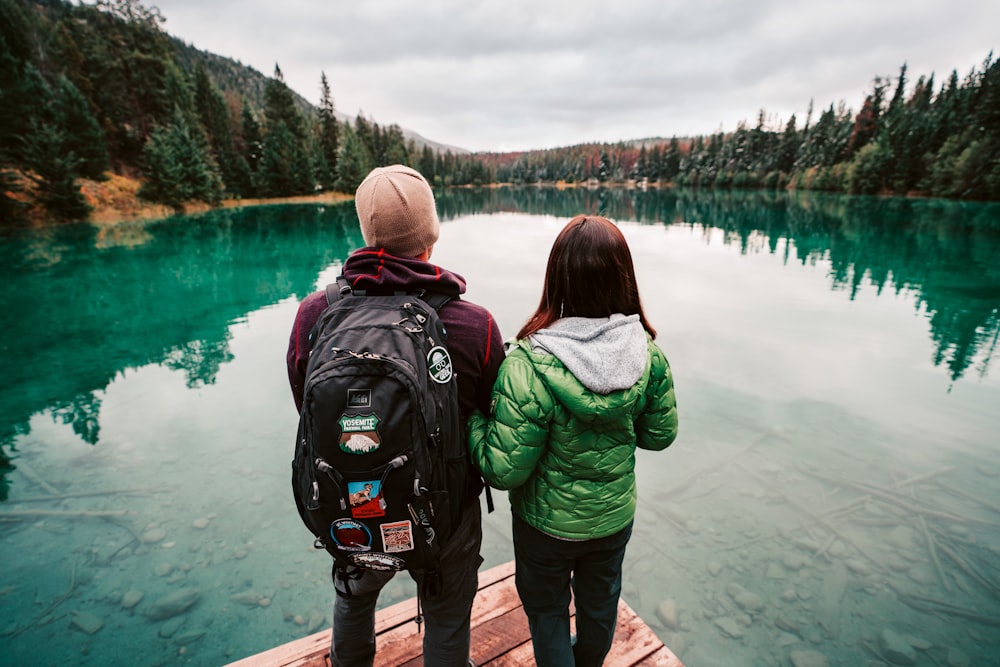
[151,0,1000,152]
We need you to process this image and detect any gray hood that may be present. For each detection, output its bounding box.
[529,314,648,394]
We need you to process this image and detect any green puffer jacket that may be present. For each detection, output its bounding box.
[467,316,678,540]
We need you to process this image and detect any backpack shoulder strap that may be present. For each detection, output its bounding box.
[419,291,453,311]
[325,276,355,306]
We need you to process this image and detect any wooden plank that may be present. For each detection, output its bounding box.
[468,606,532,665]
[225,629,329,667]
[225,560,685,667]
[377,562,526,667]
[637,646,686,667]
[484,599,680,667]
[605,600,670,666]
[374,560,516,634]
[476,559,517,588]
[486,638,536,667]
[373,597,418,634]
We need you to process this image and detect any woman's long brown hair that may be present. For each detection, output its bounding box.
[517,215,657,339]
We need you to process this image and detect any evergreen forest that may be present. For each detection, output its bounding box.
[2,0,999,225]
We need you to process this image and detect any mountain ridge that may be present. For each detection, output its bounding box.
[170,38,471,155]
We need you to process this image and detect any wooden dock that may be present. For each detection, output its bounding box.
[227,561,684,666]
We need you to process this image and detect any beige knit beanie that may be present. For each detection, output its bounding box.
[355,165,440,257]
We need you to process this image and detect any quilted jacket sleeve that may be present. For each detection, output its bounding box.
[467,348,553,490]
[635,343,678,451]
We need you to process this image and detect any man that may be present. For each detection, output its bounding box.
[287,165,504,667]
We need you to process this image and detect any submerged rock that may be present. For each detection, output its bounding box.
[816,563,846,638]
[70,610,104,635]
[845,559,871,576]
[146,588,201,621]
[775,616,802,636]
[175,630,205,646]
[947,647,970,667]
[655,598,679,629]
[306,611,326,634]
[230,591,263,606]
[879,628,917,665]
[782,552,808,571]
[725,583,764,612]
[158,617,184,638]
[790,650,829,667]
[714,616,745,639]
[142,528,167,544]
[121,590,144,610]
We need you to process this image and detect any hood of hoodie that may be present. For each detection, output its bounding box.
[529,314,648,395]
[342,247,466,297]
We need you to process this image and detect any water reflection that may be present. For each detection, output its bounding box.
[0,204,361,497]
[2,190,998,494]
[439,187,1000,382]
[0,190,998,666]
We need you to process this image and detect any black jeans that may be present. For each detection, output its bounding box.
[329,502,483,667]
[512,514,633,667]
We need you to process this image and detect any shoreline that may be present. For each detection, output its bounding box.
[8,172,356,229]
[83,176,355,227]
[14,172,950,230]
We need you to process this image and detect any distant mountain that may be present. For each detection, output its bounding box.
[170,38,469,155]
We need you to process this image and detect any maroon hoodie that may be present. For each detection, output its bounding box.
[286,248,504,420]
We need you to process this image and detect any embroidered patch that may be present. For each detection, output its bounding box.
[380,520,415,553]
[350,551,406,571]
[339,414,381,454]
[427,346,453,384]
[348,480,385,518]
[330,518,372,552]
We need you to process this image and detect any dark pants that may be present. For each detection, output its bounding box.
[512,514,633,667]
[329,502,483,667]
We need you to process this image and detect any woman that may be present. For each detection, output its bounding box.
[468,215,678,666]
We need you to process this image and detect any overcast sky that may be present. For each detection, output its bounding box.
[146,0,998,153]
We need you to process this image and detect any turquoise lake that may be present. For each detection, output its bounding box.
[1,188,999,667]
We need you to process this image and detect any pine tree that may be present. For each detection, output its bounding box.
[260,64,311,195]
[336,123,373,192]
[0,0,38,218]
[598,151,610,182]
[419,145,436,184]
[193,63,242,195]
[382,124,409,166]
[21,122,91,221]
[264,64,305,140]
[140,105,222,206]
[776,115,799,174]
[317,71,340,190]
[89,0,175,164]
[240,102,262,195]
[54,76,109,180]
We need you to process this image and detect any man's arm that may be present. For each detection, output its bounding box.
[286,293,326,413]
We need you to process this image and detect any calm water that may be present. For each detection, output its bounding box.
[1,189,999,667]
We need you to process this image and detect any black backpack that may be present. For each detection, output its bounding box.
[292,277,476,593]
